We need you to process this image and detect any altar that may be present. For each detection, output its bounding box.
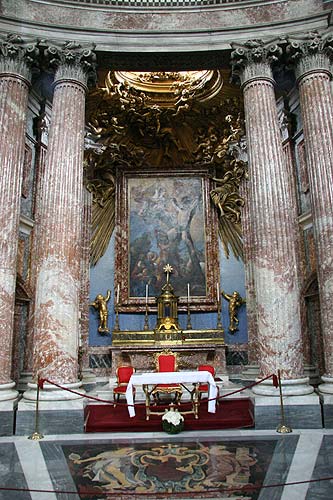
[110,329,226,376]
[109,264,226,375]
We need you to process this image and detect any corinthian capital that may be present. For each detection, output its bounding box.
[286,30,333,80]
[43,40,97,88]
[0,33,40,81]
[230,38,284,86]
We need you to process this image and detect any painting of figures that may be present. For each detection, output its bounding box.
[128,176,206,298]
[115,170,219,311]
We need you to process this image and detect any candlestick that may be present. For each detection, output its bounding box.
[186,302,192,329]
[216,292,223,330]
[144,302,149,331]
[114,304,120,331]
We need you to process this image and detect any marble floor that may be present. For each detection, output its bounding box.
[0,428,333,499]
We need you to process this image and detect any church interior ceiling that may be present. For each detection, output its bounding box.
[84,69,247,266]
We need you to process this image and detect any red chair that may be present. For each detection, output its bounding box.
[196,364,219,404]
[151,350,182,404]
[113,366,135,407]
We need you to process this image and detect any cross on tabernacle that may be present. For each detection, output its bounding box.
[163,263,173,284]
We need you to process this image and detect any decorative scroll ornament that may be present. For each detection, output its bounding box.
[43,40,97,86]
[0,33,40,80]
[230,38,284,85]
[285,30,333,78]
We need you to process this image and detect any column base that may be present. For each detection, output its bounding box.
[0,399,18,436]
[23,381,85,401]
[254,393,322,429]
[0,381,19,401]
[252,376,314,396]
[318,375,333,394]
[15,398,85,436]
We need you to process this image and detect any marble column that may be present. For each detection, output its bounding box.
[0,35,39,401]
[231,40,313,396]
[24,42,96,401]
[286,31,333,394]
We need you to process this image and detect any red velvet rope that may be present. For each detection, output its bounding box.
[37,372,278,409]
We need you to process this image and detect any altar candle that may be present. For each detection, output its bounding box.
[187,283,190,302]
[116,284,120,304]
[216,283,220,303]
[146,284,149,304]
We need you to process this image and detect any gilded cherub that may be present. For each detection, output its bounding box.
[90,290,111,333]
[222,290,246,333]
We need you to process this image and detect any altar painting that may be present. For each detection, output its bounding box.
[129,176,205,298]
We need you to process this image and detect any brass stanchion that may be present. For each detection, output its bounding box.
[276,369,292,434]
[28,377,44,440]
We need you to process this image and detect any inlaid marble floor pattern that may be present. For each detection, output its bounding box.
[0,429,332,500]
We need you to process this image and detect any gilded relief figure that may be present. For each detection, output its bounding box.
[90,290,111,333]
[222,290,246,333]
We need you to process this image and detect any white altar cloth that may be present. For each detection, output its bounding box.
[125,371,217,417]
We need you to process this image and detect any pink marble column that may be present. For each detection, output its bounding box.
[231,40,312,395]
[287,31,333,393]
[24,43,96,400]
[0,35,38,401]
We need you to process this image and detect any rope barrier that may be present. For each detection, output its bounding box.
[38,372,278,409]
[0,475,333,497]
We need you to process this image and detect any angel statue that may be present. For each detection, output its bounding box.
[90,290,111,334]
[222,290,246,333]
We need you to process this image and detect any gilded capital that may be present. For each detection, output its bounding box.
[43,40,97,88]
[230,38,283,87]
[0,33,40,82]
[286,30,333,81]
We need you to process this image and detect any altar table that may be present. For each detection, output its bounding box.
[125,371,217,419]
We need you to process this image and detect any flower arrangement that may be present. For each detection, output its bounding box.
[162,406,184,434]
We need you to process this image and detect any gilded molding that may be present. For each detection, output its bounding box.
[230,38,283,87]
[286,30,333,81]
[0,33,40,82]
[43,40,97,88]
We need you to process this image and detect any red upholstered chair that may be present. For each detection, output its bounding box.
[113,366,135,407]
[197,364,219,404]
[151,350,182,404]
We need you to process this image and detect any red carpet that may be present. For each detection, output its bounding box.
[84,398,254,433]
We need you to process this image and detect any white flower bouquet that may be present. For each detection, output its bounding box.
[162,407,184,434]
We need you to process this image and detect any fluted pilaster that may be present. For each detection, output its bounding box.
[287,31,333,392]
[231,39,312,395]
[0,35,39,400]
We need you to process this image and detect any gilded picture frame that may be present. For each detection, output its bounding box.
[115,168,219,312]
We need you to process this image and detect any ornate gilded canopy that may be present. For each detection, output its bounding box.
[84,69,247,266]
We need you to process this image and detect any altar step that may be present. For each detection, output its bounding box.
[84,398,254,433]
